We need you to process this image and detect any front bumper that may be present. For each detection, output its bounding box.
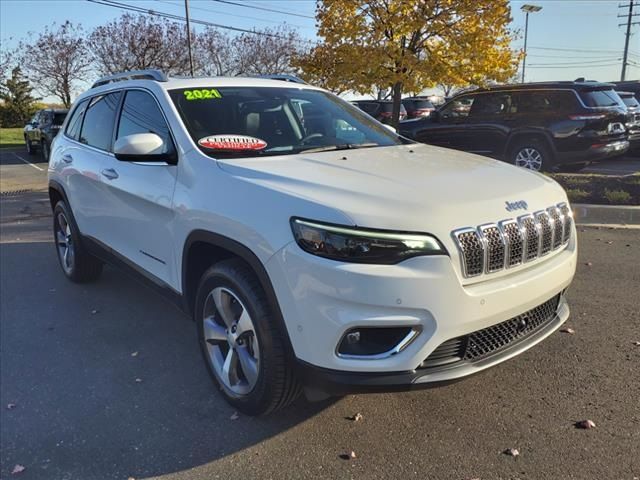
[296,295,569,395]
[266,231,577,381]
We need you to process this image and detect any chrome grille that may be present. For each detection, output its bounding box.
[559,203,572,244]
[455,229,484,277]
[453,203,572,279]
[535,211,553,256]
[501,220,523,267]
[547,206,564,250]
[479,224,506,273]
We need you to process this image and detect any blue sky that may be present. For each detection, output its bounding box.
[1,0,638,94]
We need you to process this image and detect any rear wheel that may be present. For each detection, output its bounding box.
[25,136,36,156]
[41,141,50,161]
[510,140,552,172]
[53,201,103,283]
[196,259,300,415]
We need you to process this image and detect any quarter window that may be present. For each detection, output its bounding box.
[117,90,174,154]
[65,100,89,141]
[79,92,122,151]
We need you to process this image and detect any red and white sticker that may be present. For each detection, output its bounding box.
[198,134,267,151]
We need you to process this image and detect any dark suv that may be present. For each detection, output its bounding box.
[401,97,436,119]
[618,91,640,152]
[352,100,407,124]
[399,82,629,171]
[24,108,68,160]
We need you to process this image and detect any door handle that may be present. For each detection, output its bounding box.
[62,154,73,164]
[101,168,119,180]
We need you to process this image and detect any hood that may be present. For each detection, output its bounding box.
[217,144,567,236]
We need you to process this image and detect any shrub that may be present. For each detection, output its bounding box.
[603,189,632,205]
[566,188,589,203]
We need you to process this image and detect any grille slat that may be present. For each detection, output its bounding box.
[420,294,561,368]
[559,203,572,244]
[480,224,506,273]
[536,211,553,256]
[547,206,564,250]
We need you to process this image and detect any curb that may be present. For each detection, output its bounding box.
[573,203,640,227]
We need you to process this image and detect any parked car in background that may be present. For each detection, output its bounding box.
[402,97,436,119]
[618,91,640,152]
[351,100,407,124]
[24,109,68,160]
[612,80,640,102]
[399,81,629,172]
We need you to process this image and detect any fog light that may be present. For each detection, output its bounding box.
[337,327,419,358]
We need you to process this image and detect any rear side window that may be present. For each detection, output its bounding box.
[65,100,89,141]
[515,91,576,114]
[469,93,513,117]
[620,95,640,108]
[117,90,174,154]
[357,102,379,115]
[579,89,624,108]
[403,99,434,110]
[79,92,122,151]
[440,96,475,119]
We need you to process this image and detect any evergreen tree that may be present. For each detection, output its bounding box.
[0,67,40,127]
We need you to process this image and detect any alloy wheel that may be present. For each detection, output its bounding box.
[55,212,74,275]
[202,287,260,396]
[514,147,543,171]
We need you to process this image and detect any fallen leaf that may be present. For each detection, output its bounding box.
[11,464,26,474]
[350,413,363,422]
[135,378,142,383]
[560,327,575,334]
[585,262,593,267]
[131,351,139,357]
[127,477,135,480]
[6,403,16,410]
[606,241,613,245]
[575,419,596,429]
[503,448,519,457]
[633,341,640,346]
[349,451,357,459]
[230,411,239,420]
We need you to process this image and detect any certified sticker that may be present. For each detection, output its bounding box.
[198,135,267,151]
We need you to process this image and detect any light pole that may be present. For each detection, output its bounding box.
[185,0,194,76]
[521,4,542,83]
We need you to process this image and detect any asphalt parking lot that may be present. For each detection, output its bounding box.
[1,147,639,480]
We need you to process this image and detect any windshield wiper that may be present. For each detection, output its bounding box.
[297,143,379,154]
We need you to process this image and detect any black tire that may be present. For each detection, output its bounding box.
[53,201,103,283]
[41,140,50,161]
[509,139,552,172]
[25,136,36,156]
[195,258,300,415]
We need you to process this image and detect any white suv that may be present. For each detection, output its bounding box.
[48,70,577,415]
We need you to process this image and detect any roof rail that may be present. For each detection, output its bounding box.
[91,69,169,89]
[254,74,307,85]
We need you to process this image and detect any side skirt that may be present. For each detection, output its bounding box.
[81,234,189,315]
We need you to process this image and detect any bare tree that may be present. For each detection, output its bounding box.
[194,27,235,76]
[20,22,92,108]
[89,14,191,76]
[231,26,305,76]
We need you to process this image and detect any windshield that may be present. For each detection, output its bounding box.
[579,89,625,108]
[169,87,408,158]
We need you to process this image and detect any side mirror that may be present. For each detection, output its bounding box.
[114,133,176,164]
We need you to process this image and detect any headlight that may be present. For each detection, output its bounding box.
[290,218,447,264]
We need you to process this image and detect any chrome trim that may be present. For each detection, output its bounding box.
[498,219,523,268]
[517,213,539,263]
[452,227,484,278]
[547,205,564,250]
[534,210,552,257]
[336,328,421,360]
[478,223,507,273]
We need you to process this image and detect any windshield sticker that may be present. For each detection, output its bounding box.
[183,88,222,101]
[198,135,267,151]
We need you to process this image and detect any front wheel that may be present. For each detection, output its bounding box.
[25,136,36,156]
[196,259,300,415]
[510,140,551,172]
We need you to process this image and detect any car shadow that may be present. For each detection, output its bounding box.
[0,239,336,479]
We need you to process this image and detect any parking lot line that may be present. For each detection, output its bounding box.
[11,152,44,171]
